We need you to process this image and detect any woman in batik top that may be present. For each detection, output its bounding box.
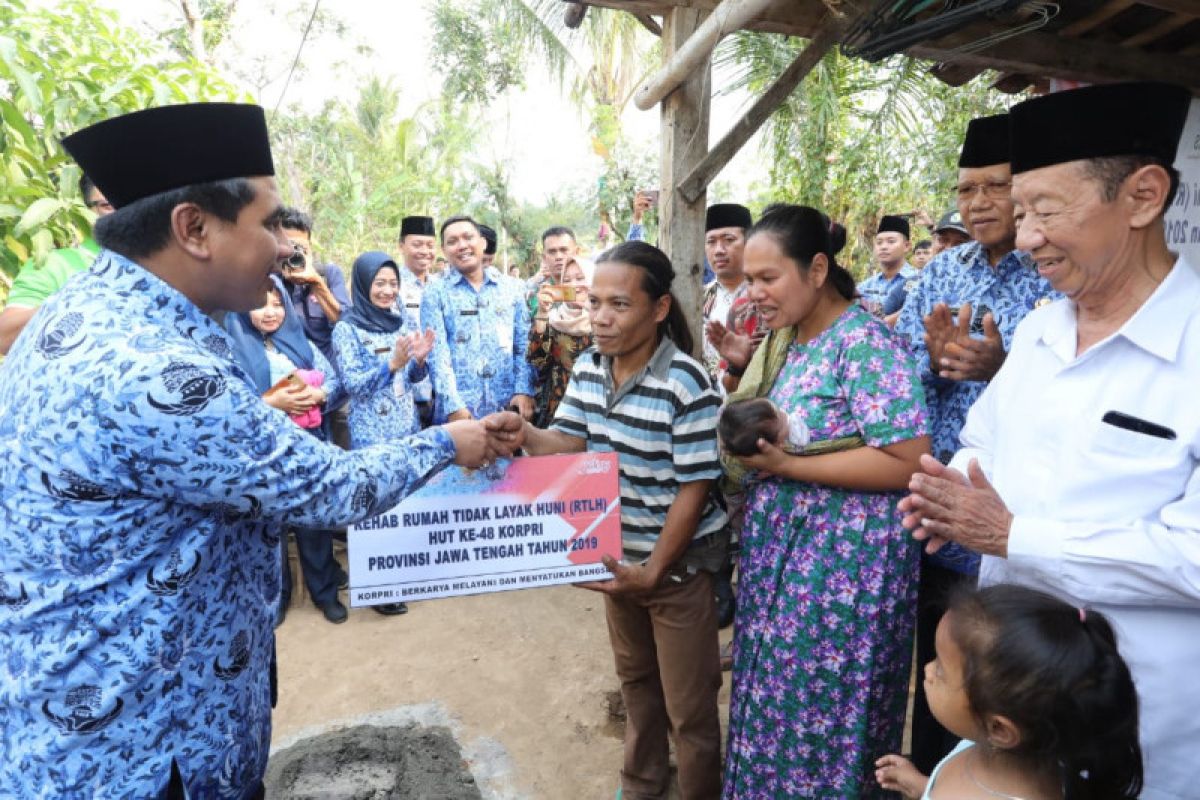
[332,252,434,449]
[722,205,929,799]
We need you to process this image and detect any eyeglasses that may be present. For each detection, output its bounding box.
[86,199,114,212]
[955,181,1011,201]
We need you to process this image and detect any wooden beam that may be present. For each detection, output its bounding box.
[1137,0,1200,15]
[1060,0,1137,37]
[659,6,712,358]
[1121,12,1194,48]
[907,20,1200,92]
[677,16,843,204]
[633,12,663,36]
[991,73,1035,93]
[634,0,776,110]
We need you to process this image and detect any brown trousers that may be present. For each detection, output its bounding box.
[605,570,722,800]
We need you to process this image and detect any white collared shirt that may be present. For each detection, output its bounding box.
[951,256,1200,800]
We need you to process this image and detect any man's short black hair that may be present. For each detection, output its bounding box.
[440,214,481,242]
[914,240,932,251]
[279,206,312,235]
[79,174,97,203]
[94,178,257,260]
[541,226,576,245]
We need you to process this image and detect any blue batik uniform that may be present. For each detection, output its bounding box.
[857,262,917,312]
[0,251,455,798]
[894,242,1058,573]
[421,266,536,423]
[331,322,427,448]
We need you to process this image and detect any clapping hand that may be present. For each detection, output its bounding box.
[389,335,411,373]
[899,454,1013,557]
[705,320,755,373]
[924,302,1006,382]
[939,302,1005,382]
[922,303,957,375]
[409,328,436,366]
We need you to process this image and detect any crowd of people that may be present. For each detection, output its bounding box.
[0,78,1196,800]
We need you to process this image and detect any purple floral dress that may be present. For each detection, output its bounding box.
[724,305,927,799]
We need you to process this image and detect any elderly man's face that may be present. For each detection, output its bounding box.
[956,164,1016,253]
[1012,161,1133,303]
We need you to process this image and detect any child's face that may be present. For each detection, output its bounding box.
[249,290,285,335]
[923,613,978,741]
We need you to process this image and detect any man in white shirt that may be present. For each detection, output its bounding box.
[901,81,1195,800]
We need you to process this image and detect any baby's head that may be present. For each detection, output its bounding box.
[930,584,1142,799]
[718,398,788,457]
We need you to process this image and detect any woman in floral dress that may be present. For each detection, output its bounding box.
[527,257,591,428]
[723,205,929,798]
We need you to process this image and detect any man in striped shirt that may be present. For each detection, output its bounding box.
[518,241,727,800]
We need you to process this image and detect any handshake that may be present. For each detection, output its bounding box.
[442,411,529,468]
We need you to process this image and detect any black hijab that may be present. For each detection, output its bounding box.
[342,251,405,334]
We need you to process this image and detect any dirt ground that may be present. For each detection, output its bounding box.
[270,554,735,799]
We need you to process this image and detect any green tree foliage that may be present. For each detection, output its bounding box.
[430,0,659,253]
[0,0,244,295]
[270,79,483,271]
[717,33,1014,274]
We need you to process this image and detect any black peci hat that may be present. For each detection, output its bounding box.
[400,215,435,238]
[62,103,274,209]
[1009,82,1190,175]
[877,215,910,239]
[705,203,753,232]
[959,113,1010,168]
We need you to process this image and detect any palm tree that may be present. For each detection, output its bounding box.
[715,31,1011,272]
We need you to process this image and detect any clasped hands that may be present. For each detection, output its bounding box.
[923,301,1005,382]
[443,410,529,470]
[900,454,1013,558]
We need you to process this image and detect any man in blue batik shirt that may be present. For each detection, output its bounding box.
[858,214,918,315]
[422,215,536,424]
[0,103,519,799]
[893,111,1057,776]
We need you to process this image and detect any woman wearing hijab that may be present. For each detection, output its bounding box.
[527,256,591,428]
[332,251,436,448]
[331,252,435,617]
[225,275,349,625]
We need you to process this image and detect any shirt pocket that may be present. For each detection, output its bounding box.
[1090,416,1180,460]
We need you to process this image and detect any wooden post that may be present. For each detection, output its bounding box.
[659,6,711,359]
